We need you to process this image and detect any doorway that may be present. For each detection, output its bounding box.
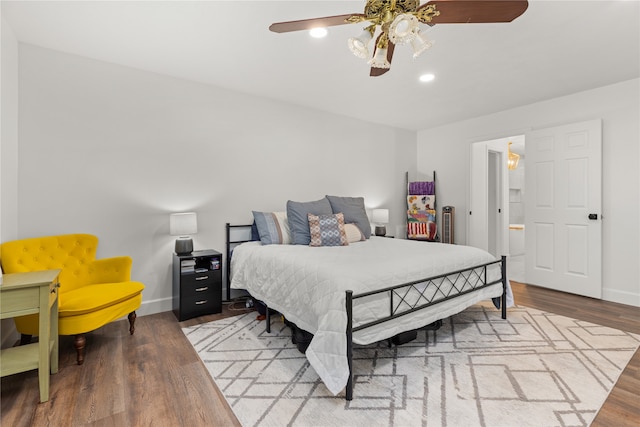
[468,135,524,281]
[467,137,511,257]
[507,138,526,283]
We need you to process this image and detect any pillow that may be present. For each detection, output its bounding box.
[250,222,261,241]
[344,223,365,243]
[325,195,372,238]
[252,211,292,245]
[286,197,333,245]
[308,213,348,247]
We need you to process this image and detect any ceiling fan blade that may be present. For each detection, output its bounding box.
[370,42,395,77]
[422,0,528,24]
[269,13,365,33]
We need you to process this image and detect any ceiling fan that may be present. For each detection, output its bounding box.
[270,0,529,77]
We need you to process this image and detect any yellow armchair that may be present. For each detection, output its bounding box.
[0,234,144,365]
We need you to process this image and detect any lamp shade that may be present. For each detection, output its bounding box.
[348,28,373,59]
[368,46,390,69]
[372,209,389,224]
[389,14,419,45]
[170,212,198,236]
[411,30,433,58]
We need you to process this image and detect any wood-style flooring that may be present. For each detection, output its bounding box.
[1,283,639,426]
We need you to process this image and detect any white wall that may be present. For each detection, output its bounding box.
[15,44,416,315]
[1,15,20,347]
[417,78,640,307]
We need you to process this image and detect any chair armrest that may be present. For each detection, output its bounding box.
[86,256,133,284]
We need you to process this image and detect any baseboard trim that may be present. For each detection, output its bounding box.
[603,287,640,307]
[137,297,173,317]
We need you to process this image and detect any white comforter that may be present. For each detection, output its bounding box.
[230,237,512,395]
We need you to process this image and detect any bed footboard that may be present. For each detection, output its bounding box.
[344,255,507,401]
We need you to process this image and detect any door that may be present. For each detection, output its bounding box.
[468,142,488,251]
[525,119,602,298]
[468,139,509,256]
[487,151,503,257]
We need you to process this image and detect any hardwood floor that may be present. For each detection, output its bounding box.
[1,284,638,426]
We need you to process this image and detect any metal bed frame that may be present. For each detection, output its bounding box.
[226,223,508,401]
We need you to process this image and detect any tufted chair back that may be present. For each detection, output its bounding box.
[1,234,100,293]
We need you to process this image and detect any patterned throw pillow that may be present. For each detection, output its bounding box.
[308,213,348,247]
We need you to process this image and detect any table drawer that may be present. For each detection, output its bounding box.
[0,288,39,316]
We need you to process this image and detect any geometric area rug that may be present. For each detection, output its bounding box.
[182,303,640,427]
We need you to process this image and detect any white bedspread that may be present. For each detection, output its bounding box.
[230,237,513,395]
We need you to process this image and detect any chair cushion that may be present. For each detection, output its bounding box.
[59,281,145,317]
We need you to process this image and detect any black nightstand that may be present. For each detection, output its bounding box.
[172,249,222,321]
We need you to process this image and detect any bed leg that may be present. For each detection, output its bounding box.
[501,255,507,320]
[346,290,354,401]
[265,304,271,333]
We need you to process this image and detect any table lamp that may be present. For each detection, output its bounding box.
[372,209,389,237]
[170,212,197,255]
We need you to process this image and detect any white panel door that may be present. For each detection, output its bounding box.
[468,142,488,251]
[525,120,602,298]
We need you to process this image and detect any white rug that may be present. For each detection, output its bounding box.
[183,304,639,427]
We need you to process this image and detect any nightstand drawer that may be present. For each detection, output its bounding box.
[181,279,219,300]
[181,270,220,288]
[181,294,221,318]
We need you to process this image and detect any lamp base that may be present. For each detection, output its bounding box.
[175,238,193,255]
[375,225,386,237]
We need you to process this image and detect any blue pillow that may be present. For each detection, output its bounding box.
[286,197,333,245]
[251,222,260,241]
[326,195,371,238]
[252,211,291,245]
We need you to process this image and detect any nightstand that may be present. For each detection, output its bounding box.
[172,250,222,321]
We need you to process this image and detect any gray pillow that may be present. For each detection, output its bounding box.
[326,195,371,238]
[287,197,333,245]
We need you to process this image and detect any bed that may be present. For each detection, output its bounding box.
[227,221,511,400]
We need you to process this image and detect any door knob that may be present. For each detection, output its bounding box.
[588,213,598,220]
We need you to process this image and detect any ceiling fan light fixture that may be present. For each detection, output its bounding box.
[269,0,530,77]
[411,30,433,59]
[369,46,390,69]
[348,28,374,59]
[389,13,419,45]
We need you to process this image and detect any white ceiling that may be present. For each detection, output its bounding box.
[2,0,639,131]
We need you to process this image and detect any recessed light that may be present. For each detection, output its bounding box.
[309,27,328,38]
[419,73,435,82]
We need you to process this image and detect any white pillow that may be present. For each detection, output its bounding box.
[344,223,365,243]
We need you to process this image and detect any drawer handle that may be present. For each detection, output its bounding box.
[195,287,209,292]
[195,300,208,305]
[195,276,209,281]
[51,287,57,294]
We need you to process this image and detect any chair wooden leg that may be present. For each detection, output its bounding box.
[74,334,86,365]
[20,334,32,346]
[128,311,137,335]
